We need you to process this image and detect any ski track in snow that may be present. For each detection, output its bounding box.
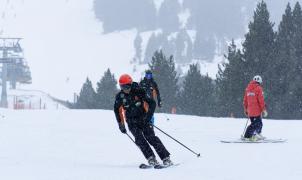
[0,110,301,180]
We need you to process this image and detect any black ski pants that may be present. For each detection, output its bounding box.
[244,116,263,138]
[128,121,170,160]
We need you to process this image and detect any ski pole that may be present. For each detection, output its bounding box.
[152,124,201,158]
[126,133,145,154]
[241,117,249,138]
[126,132,136,144]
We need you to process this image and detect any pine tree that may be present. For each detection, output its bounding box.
[216,40,246,117]
[242,0,275,83]
[144,33,164,63]
[134,32,143,63]
[183,0,245,39]
[179,64,202,115]
[96,69,118,110]
[179,64,215,116]
[293,2,302,58]
[199,74,216,116]
[76,77,97,109]
[149,50,179,113]
[193,31,215,61]
[157,0,180,33]
[161,36,176,59]
[94,0,156,32]
[270,3,294,118]
[289,2,302,118]
[175,29,193,63]
[242,1,275,117]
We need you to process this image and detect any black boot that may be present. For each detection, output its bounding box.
[162,156,173,166]
[147,156,159,166]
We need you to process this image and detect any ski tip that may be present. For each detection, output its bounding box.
[139,163,153,169]
[220,138,287,143]
[197,153,201,158]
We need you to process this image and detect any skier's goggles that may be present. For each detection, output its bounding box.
[120,84,131,91]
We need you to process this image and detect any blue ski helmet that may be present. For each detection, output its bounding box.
[145,70,153,80]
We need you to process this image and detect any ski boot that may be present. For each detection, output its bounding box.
[249,135,260,142]
[162,156,173,166]
[249,136,256,142]
[255,133,266,140]
[147,156,159,166]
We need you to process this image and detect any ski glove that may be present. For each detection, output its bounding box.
[262,110,268,118]
[244,110,248,116]
[158,100,162,108]
[245,111,248,116]
[143,115,152,125]
[118,122,127,134]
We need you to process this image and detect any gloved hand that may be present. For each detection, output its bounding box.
[143,115,152,124]
[118,122,126,134]
[158,100,162,108]
[262,110,268,117]
[244,110,248,116]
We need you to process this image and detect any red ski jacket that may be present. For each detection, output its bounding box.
[243,80,266,117]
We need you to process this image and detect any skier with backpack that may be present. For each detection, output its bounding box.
[139,70,162,124]
[113,74,173,167]
[243,75,268,141]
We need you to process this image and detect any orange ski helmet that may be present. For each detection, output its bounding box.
[119,74,133,85]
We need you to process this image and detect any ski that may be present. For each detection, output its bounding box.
[221,138,287,143]
[155,163,180,169]
[139,163,180,169]
[139,163,153,169]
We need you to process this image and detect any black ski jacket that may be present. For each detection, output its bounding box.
[139,78,161,104]
[114,82,156,125]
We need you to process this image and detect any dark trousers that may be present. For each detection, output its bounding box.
[244,116,263,138]
[128,122,170,160]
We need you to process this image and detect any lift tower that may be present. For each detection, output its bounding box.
[0,38,23,107]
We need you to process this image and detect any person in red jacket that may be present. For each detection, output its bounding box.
[243,75,268,141]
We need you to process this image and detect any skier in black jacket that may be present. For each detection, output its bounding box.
[139,70,162,124]
[114,74,173,166]
[139,70,162,107]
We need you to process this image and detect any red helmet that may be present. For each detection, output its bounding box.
[119,74,133,85]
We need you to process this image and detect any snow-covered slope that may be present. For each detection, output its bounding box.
[0,110,301,180]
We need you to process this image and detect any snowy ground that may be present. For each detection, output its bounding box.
[0,110,301,180]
